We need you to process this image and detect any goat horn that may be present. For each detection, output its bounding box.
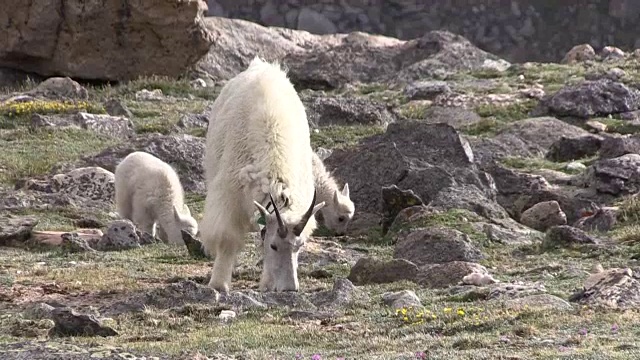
[293,189,317,237]
[269,192,288,238]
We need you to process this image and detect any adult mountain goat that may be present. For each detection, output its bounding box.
[114,151,198,245]
[200,57,325,293]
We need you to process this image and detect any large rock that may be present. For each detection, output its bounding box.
[347,257,419,285]
[195,18,508,88]
[599,135,640,159]
[570,268,640,309]
[470,117,591,164]
[394,227,485,266]
[519,201,567,232]
[285,30,509,89]
[23,167,115,204]
[325,121,497,216]
[545,135,603,162]
[533,79,640,118]
[195,16,342,81]
[75,134,205,194]
[581,154,640,195]
[0,0,213,81]
[302,94,396,127]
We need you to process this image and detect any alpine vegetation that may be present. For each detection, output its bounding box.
[312,152,355,235]
[200,57,325,293]
[114,151,198,245]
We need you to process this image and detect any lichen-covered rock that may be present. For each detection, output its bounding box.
[95,220,140,251]
[74,113,134,139]
[50,167,115,203]
[570,267,640,309]
[49,307,118,337]
[381,185,424,234]
[574,206,618,232]
[403,80,451,101]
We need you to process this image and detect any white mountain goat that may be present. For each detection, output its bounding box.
[114,151,198,245]
[200,57,325,293]
[312,152,355,235]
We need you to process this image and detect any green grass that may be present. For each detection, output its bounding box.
[311,125,385,149]
[94,75,219,101]
[4,64,640,359]
[0,128,120,185]
[1,236,639,359]
[500,156,596,175]
[461,100,537,136]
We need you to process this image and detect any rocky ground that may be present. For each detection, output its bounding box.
[3,20,640,359]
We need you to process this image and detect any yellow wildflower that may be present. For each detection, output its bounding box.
[443,307,452,313]
[457,309,465,316]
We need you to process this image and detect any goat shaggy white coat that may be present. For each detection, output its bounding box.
[312,152,355,235]
[114,151,198,245]
[200,57,325,293]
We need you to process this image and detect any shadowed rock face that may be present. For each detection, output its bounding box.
[0,0,214,81]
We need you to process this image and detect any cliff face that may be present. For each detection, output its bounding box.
[207,0,640,63]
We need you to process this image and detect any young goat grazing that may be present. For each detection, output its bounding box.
[200,57,325,293]
[312,152,355,235]
[114,151,198,245]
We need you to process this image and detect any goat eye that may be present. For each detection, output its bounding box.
[338,216,345,222]
[260,227,266,240]
[270,244,278,251]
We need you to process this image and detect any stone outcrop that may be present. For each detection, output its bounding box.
[0,0,214,81]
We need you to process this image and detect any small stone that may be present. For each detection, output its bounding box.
[543,225,600,249]
[0,215,38,246]
[601,46,625,61]
[22,303,55,320]
[104,98,133,118]
[417,261,489,289]
[347,257,418,285]
[60,232,97,253]
[190,78,207,89]
[382,290,422,310]
[562,44,596,64]
[403,80,451,101]
[95,220,141,251]
[565,161,587,173]
[135,89,164,101]
[49,307,118,337]
[27,77,89,100]
[585,120,608,133]
[520,201,567,232]
[218,310,236,321]
[461,272,499,286]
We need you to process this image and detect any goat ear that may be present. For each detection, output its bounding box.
[342,183,350,198]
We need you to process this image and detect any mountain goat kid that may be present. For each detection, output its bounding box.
[114,151,198,245]
[200,57,325,293]
[312,152,355,235]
